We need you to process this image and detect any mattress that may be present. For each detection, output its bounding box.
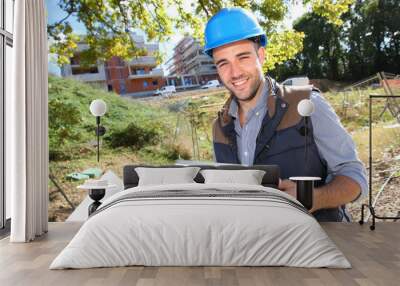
[50,183,351,269]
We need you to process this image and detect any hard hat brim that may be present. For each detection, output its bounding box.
[204,33,267,57]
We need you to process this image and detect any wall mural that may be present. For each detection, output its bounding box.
[46,1,400,223]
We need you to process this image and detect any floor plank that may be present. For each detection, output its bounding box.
[0,222,399,286]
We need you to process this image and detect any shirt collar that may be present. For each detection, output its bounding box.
[228,80,269,119]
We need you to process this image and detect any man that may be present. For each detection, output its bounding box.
[204,7,368,222]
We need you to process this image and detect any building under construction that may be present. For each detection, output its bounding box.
[165,36,219,90]
[61,33,166,96]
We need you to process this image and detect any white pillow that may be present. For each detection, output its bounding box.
[200,169,266,185]
[135,167,201,186]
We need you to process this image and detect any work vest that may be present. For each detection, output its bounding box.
[212,81,346,222]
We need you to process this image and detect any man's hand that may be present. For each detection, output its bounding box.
[278,179,297,199]
[279,176,362,214]
[278,179,317,213]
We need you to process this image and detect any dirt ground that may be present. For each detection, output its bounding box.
[348,153,400,223]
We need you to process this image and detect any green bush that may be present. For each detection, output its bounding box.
[48,98,82,160]
[105,122,160,148]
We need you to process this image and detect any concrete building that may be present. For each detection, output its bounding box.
[61,33,165,96]
[165,36,219,89]
[60,43,108,90]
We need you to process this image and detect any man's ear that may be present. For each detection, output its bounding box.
[257,46,265,65]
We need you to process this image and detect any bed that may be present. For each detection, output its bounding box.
[50,164,350,269]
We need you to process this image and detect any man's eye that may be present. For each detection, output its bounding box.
[239,56,250,60]
[218,63,227,68]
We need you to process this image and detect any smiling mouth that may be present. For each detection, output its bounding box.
[231,78,248,88]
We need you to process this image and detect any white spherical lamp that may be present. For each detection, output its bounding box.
[89,99,107,162]
[297,99,315,117]
[296,98,316,182]
[90,99,107,117]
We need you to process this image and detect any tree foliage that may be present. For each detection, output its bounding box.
[291,12,343,80]
[48,0,354,71]
[270,0,400,81]
[346,0,400,79]
[48,98,82,159]
[308,0,354,26]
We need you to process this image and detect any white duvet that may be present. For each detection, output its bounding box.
[50,183,351,269]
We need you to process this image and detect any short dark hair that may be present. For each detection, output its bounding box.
[248,36,263,49]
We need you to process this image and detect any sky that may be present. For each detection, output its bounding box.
[46,1,308,75]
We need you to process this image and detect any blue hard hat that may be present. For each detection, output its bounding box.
[204,7,267,56]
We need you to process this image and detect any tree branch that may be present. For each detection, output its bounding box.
[198,0,210,18]
[116,0,136,48]
[48,0,78,30]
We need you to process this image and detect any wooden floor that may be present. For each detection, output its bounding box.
[0,222,399,286]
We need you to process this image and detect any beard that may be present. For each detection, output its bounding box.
[226,74,263,103]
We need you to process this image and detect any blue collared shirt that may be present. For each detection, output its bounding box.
[228,85,368,200]
[228,81,269,166]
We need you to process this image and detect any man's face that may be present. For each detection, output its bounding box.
[212,40,265,102]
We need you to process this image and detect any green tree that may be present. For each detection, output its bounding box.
[48,0,354,72]
[272,0,400,81]
[293,12,344,80]
[346,0,400,80]
[270,12,345,81]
